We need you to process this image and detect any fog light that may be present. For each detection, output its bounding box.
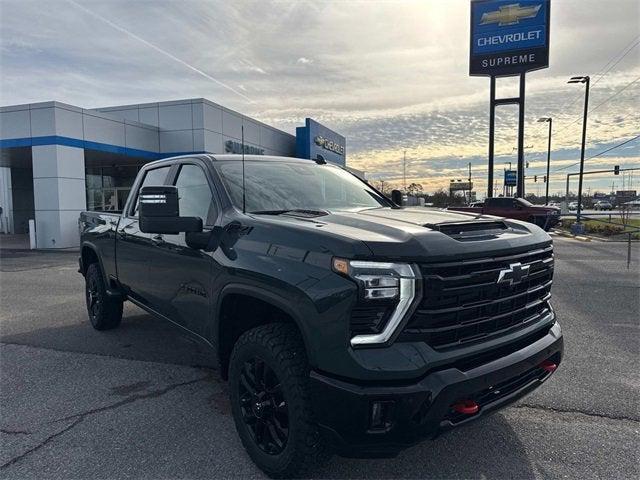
[370,401,394,431]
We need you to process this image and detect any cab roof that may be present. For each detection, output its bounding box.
[144,154,319,169]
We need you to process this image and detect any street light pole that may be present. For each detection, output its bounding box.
[538,117,553,205]
[568,76,590,225]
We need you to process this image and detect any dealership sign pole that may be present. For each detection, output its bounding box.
[470,0,551,198]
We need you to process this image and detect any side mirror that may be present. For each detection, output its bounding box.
[139,186,202,234]
[391,189,403,206]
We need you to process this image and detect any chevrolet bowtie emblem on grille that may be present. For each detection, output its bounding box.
[497,262,530,285]
[480,3,542,26]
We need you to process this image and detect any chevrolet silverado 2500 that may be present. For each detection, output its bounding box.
[79,154,563,477]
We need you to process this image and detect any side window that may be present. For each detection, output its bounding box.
[174,164,213,223]
[131,166,171,217]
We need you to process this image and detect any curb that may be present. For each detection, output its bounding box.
[552,230,592,242]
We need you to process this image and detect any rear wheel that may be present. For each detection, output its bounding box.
[85,263,123,330]
[229,323,327,478]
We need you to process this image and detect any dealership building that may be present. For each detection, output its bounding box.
[0,98,347,248]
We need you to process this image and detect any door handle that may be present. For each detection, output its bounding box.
[151,234,165,245]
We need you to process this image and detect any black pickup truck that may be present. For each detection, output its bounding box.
[79,154,562,478]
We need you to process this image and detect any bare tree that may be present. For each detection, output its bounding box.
[407,183,423,196]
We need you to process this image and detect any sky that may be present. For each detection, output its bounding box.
[1,0,639,197]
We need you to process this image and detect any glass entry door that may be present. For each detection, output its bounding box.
[86,188,131,212]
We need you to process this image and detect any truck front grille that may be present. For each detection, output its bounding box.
[401,245,554,350]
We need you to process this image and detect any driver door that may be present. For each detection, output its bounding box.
[116,165,172,305]
[145,161,219,336]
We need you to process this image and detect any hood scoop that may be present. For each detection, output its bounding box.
[424,220,508,240]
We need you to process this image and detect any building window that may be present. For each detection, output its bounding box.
[85,165,143,212]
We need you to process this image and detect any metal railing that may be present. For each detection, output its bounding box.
[564,213,639,269]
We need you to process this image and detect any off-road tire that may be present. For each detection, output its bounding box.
[85,263,123,330]
[229,323,328,478]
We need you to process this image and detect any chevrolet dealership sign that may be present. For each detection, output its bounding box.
[314,135,345,155]
[470,0,550,76]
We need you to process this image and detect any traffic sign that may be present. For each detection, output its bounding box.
[504,170,517,186]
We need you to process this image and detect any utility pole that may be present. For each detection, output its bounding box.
[538,117,552,205]
[468,162,472,204]
[403,150,407,191]
[517,72,526,198]
[568,75,590,227]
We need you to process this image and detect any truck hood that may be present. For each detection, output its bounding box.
[251,207,551,261]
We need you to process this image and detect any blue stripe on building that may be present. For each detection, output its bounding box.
[0,135,202,160]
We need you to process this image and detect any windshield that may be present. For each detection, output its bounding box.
[215,161,390,213]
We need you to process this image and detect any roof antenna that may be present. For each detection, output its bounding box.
[241,124,246,214]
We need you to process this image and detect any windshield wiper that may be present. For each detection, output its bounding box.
[249,209,329,217]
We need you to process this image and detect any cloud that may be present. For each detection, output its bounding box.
[0,0,638,194]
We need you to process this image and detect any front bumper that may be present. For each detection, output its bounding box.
[310,322,563,458]
[546,215,561,228]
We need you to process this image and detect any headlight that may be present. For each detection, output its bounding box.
[333,258,420,346]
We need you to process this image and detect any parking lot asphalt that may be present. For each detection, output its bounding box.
[1,236,639,479]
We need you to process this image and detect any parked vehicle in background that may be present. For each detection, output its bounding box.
[594,200,613,211]
[79,154,563,478]
[568,201,584,211]
[449,197,561,231]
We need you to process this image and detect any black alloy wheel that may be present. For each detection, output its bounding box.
[229,323,328,478]
[238,356,289,455]
[84,263,123,330]
[86,273,102,323]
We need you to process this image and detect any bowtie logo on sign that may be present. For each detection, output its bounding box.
[480,3,541,26]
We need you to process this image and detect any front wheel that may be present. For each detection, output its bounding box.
[229,323,328,478]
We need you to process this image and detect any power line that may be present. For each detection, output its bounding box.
[534,36,640,139]
[588,76,640,113]
[558,36,639,114]
[555,75,640,135]
[591,37,640,89]
[551,134,640,173]
[586,134,640,160]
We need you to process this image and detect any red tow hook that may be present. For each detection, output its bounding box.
[540,360,558,373]
[452,399,479,415]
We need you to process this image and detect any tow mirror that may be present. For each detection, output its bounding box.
[139,186,202,234]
